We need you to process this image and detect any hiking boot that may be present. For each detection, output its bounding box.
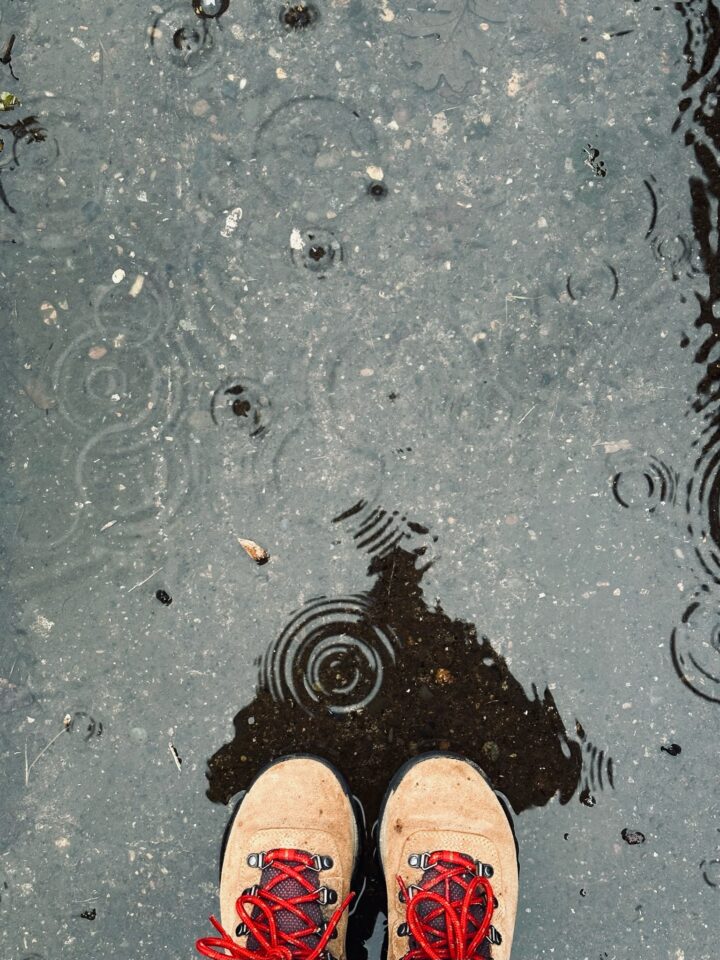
[197,755,359,960]
[379,754,519,960]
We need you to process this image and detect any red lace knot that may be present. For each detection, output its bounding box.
[397,850,497,960]
[196,847,353,960]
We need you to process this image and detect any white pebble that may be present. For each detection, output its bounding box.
[112,268,125,284]
[220,207,243,239]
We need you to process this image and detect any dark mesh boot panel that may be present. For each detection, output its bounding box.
[406,855,494,960]
[246,852,324,954]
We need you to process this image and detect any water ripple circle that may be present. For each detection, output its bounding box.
[53,333,167,440]
[211,377,271,437]
[701,859,720,888]
[254,96,378,212]
[611,455,678,513]
[66,711,103,741]
[671,602,720,704]
[0,95,102,247]
[685,429,720,584]
[146,3,221,78]
[262,596,397,716]
[290,226,344,275]
[92,271,171,345]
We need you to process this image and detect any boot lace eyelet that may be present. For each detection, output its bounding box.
[317,886,338,906]
[198,849,353,960]
[396,851,498,959]
[407,852,431,870]
[486,925,502,945]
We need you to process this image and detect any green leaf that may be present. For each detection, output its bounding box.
[0,92,21,111]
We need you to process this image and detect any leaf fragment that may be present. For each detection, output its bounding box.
[237,537,270,565]
[0,91,20,111]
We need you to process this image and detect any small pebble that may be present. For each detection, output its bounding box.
[433,667,454,685]
[112,268,125,284]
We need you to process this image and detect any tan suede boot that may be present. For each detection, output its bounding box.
[379,754,519,960]
[197,755,359,960]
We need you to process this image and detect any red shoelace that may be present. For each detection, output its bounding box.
[197,848,354,960]
[397,851,496,960]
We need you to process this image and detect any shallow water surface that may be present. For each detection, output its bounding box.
[1,1,720,959]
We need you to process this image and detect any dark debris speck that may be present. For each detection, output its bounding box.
[232,397,251,417]
[621,828,646,845]
[661,742,682,756]
[579,786,596,807]
[173,26,201,51]
[156,589,173,606]
[281,4,317,29]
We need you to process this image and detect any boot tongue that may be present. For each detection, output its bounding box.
[409,853,493,960]
[246,851,324,956]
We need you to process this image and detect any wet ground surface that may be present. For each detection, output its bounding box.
[1,0,720,958]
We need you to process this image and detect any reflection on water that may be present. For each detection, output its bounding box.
[262,593,398,716]
[670,0,720,704]
[207,507,614,959]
